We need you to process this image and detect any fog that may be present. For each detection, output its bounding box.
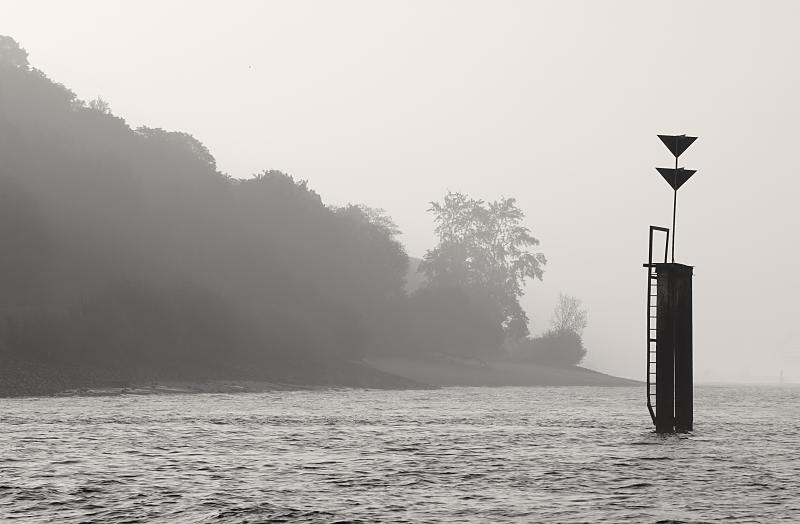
[4,1,799,383]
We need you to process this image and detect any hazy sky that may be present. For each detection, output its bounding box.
[5,1,799,382]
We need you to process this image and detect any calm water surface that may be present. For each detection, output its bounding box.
[1,386,799,523]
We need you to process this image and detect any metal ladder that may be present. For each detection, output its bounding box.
[646,226,669,426]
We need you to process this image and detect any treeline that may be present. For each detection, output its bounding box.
[0,36,586,391]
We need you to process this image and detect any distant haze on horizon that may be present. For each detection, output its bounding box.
[5,1,799,383]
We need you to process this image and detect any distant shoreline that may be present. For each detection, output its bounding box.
[0,354,639,398]
[0,357,429,398]
[366,355,640,388]
[54,379,421,397]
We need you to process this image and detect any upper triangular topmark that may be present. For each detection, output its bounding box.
[658,134,697,158]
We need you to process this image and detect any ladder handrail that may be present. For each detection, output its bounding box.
[646,226,669,426]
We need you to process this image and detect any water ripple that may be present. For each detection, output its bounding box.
[1,386,799,522]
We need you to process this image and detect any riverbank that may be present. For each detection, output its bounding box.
[0,353,637,397]
[366,355,639,387]
[0,356,429,397]
[57,380,376,397]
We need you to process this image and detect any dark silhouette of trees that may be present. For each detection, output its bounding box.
[0,35,590,393]
[0,35,29,69]
[87,96,111,115]
[0,36,414,389]
[510,293,589,366]
[528,329,587,366]
[405,285,504,358]
[420,192,546,342]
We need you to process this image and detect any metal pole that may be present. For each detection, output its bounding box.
[671,154,677,263]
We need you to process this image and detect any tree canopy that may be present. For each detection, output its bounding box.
[0,35,590,393]
[0,35,29,69]
[0,36,413,389]
[420,192,546,341]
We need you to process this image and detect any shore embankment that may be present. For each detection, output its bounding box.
[0,356,428,397]
[0,353,637,398]
[366,355,639,387]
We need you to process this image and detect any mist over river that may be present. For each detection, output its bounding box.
[2,386,798,523]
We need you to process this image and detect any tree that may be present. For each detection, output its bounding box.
[403,285,504,358]
[529,328,587,366]
[136,127,217,169]
[334,204,401,237]
[88,96,111,114]
[0,36,29,69]
[551,293,588,336]
[332,204,409,300]
[508,293,589,366]
[420,191,546,340]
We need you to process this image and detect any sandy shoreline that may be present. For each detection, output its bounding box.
[365,355,640,387]
[1,356,637,398]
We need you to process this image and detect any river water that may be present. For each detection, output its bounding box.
[1,386,798,523]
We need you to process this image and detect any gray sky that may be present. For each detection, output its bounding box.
[5,1,799,382]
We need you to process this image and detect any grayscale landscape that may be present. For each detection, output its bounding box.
[1,2,798,522]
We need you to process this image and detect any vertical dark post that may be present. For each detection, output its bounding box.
[655,266,675,433]
[654,262,694,433]
[673,265,693,432]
